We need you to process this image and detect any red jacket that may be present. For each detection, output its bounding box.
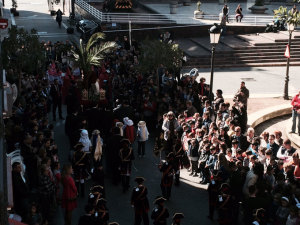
[291,94,300,110]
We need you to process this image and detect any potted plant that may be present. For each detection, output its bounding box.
[10,0,19,16]
[169,0,178,14]
[249,0,268,14]
[194,1,204,19]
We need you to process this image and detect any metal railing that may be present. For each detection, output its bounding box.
[75,0,274,25]
[75,0,102,21]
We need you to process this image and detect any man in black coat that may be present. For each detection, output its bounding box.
[269,134,279,157]
[50,79,63,121]
[12,162,29,217]
[231,126,248,151]
[107,127,123,185]
[65,110,80,148]
[114,99,135,123]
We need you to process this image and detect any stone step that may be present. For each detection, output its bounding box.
[188,51,300,60]
[184,62,300,68]
[186,57,300,65]
[230,45,300,51]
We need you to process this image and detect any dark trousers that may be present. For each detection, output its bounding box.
[236,14,243,22]
[191,160,198,174]
[175,172,180,185]
[160,183,172,200]
[134,211,149,225]
[121,175,130,191]
[52,99,62,120]
[75,182,85,197]
[138,141,146,156]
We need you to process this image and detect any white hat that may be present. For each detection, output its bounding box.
[281,196,289,203]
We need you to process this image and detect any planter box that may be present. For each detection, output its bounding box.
[194,10,204,19]
[249,5,268,14]
[50,10,56,16]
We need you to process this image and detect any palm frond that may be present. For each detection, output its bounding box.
[93,41,117,57]
[86,32,106,51]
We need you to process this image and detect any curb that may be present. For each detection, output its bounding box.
[285,119,300,148]
[248,104,291,129]
[248,103,300,148]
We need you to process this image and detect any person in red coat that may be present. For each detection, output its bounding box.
[61,163,78,225]
[291,90,300,135]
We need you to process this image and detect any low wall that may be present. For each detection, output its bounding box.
[248,104,291,129]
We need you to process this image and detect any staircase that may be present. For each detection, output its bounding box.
[180,31,300,68]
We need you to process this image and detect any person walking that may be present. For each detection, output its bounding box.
[56,9,63,28]
[290,91,300,135]
[72,142,89,197]
[159,152,175,200]
[151,197,169,225]
[137,121,149,158]
[61,164,78,225]
[50,79,63,121]
[119,139,134,192]
[131,177,150,225]
[171,213,184,225]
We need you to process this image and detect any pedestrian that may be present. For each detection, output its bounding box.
[137,121,149,158]
[235,4,243,22]
[123,117,136,144]
[56,9,63,28]
[72,142,89,197]
[50,79,63,121]
[38,164,56,224]
[290,90,300,135]
[151,197,169,225]
[119,138,134,192]
[78,204,96,225]
[61,163,78,225]
[217,183,233,225]
[171,213,184,225]
[95,198,109,224]
[222,4,229,23]
[131,177,150,225]
[159,152,175,200]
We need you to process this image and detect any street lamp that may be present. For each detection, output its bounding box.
[284,23,294,100]
[208,24,221,104]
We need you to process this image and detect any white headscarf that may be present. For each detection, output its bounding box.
[123,117,134,126]
[79,129,92,152]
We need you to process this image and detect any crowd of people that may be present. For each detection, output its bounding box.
[5,27,300,225]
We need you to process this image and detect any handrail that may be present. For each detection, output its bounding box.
[75,0,274,25]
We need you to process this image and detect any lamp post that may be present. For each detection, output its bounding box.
[284,23,294,100]
[208,24,221,104]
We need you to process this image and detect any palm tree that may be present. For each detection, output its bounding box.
[71,32,117,88]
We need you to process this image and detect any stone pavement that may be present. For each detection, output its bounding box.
[4,0,78,43]
[187,66,300,98]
